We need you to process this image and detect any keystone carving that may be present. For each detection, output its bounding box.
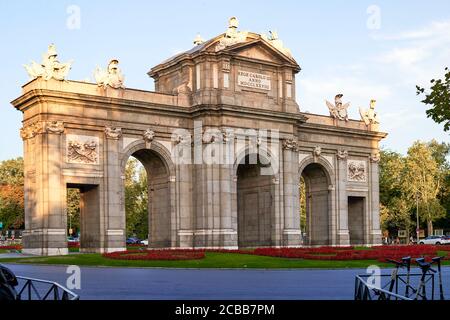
[143,129,155,143]
[313,146,322,157]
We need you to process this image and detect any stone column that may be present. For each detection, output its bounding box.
[176,162,194,248]
[219,163,237,249]
[103,127,126,253]
[22,121,68,256]
[193,129,237,249]
[282,139,302,246]
[336,150,350,245]
[369,152,382,245]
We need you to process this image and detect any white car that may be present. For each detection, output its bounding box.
[418,235,450,245]
[140,239,148,246]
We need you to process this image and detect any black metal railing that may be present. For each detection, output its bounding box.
[15,276,79,300]
[355,273,435,300]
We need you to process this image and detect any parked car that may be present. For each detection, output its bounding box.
[126,237,141,245]
[141,239,148,246]
[418,235,450,245]
[67,236,79,243]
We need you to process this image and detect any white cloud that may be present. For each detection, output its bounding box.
[377,47,429,67]
[371,20,450,41]
[381,108,425,131]
[374,20,450,71]
[294,19,450,154]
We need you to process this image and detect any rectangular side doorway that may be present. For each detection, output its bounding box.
[348,196,365,245]
[67,183,101,253]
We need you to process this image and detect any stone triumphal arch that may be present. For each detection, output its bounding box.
[13,18,386,255]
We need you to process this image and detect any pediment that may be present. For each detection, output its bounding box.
[202,35,299,69]
[230,42,286,64]
[150,33,301,77]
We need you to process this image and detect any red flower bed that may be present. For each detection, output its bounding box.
[68,242,80,248]
[103,249,205,261]
[251,245,442,262]
[0,245,22,251]
[97,245,450,263]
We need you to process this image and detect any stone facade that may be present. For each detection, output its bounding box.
[12,22,386,255]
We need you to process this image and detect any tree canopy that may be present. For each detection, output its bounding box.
[380,140,450,239]
[0,158,24,230]
[417,67,450,132]
[125,158,148,240]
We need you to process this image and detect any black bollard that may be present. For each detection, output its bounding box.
[402,256,411,297]
[432,256,445,300]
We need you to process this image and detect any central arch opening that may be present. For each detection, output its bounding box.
[301,163,330,245]
[236,154,275,248]
[125,148,171,248]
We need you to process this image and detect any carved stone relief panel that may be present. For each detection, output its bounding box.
[66,135,100,165]
[347,160,366,182]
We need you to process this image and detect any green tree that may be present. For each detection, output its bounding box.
[0,185,24,230]
[379,149,405,206]
[299,177,306,233]
[125,158,148,239]
[0,158,24,186]
[427,140,450,230]
[417,67,450,131]
[380,197,413,240]
[0,158,25,230]
[379,149,418,241]
[404,141,446,235]
[67,189,80,235]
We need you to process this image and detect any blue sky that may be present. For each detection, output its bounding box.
[0,0,449,160]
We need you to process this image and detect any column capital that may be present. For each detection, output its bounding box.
[105,127,122,140]
[337,149,348,161]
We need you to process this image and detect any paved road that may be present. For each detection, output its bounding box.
[3,264,450,300]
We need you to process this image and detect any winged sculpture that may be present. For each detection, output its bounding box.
[359,99,379,126]
[326,94,349,121]
[23,44,72,81]
[94,59,125,89]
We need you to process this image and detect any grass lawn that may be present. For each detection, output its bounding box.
[1,246,449,269]
[0,252,393,269]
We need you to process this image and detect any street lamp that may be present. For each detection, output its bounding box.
[416,192,420,242]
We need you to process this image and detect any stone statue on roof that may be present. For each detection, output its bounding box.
[359,99,379,126]
[94,59,125,89]
[326,94,350,121]
[215,17,248,52]
[23,44,73,81]
[261,30,293,58]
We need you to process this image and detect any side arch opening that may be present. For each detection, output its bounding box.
[300,163,331,245]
